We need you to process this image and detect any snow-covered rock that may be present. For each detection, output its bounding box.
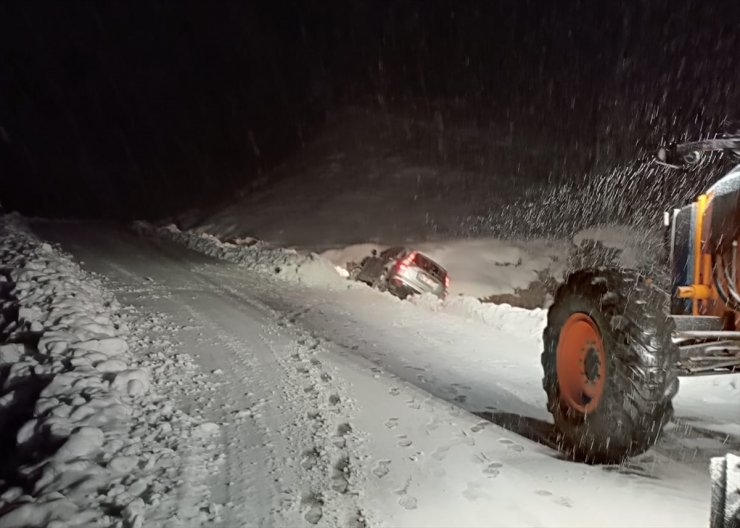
[54,427,105,463]
[0,344,24,365]
[110,369,150,396]
[0,215,210,527]
[94,359,128,373]
[193,422,220,437]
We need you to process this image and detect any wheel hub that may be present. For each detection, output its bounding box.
[583,345,601,383]
[556,313,607,414]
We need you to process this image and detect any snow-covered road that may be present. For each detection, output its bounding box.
[36,222,739,528]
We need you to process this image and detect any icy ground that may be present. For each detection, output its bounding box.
[26,220,739,528]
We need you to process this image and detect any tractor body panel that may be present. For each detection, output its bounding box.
[670,202,694,315]
[666,163,740,375]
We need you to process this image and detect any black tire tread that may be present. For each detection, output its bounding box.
[541,267,679,462]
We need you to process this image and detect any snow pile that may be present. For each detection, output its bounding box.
[409,292,547,336]
[145,223,344,288]
[0,215,213,527]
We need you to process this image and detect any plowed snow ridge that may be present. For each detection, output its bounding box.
[0,215,218,527]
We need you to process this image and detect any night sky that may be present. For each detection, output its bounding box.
[1,0,738,219]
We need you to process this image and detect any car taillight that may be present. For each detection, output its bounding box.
[396,252,416,272]
[444,275,450,288]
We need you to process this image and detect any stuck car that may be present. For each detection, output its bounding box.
[347,246,449,299]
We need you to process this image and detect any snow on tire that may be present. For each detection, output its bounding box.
[541,268,679,463]
[711,453,740,528]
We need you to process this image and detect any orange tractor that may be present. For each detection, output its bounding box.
[542,137,740,462]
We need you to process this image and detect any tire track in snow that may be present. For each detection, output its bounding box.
[176,274,365,527]
[195,279,367,523]
[256,311,366,526]
[176,296,287,526]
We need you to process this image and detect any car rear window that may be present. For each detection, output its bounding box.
[413,253,446,280]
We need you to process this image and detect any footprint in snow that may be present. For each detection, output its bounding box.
[398,495,418,510]
[535,490,552,496]
[498,438,524,452]
[431,445,451,461]
[336,423,352,436]
[483,462,503,477]
[389,387,401,396]
[348,510,368,528]
[454,432,476,447]
[301,448,320,470]
[470,421,489,433]
[397,435,412,448]
[332,457,351,494]
[372,460,391,479]
[301,493,324,525]
[333,423,352,448]
[329,394,341,405]
[462,482,487,501]
[320,372,332,382]
[385,418,399,430]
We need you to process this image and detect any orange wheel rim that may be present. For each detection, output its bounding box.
[556,313,606,414]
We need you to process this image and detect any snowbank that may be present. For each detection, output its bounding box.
[0,215,214,527]
[141,222,344,288]
[409,292,548,336]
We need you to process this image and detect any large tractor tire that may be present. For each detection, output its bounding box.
[541,268,679,462]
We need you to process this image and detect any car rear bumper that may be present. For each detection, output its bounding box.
[389,270,445,298]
